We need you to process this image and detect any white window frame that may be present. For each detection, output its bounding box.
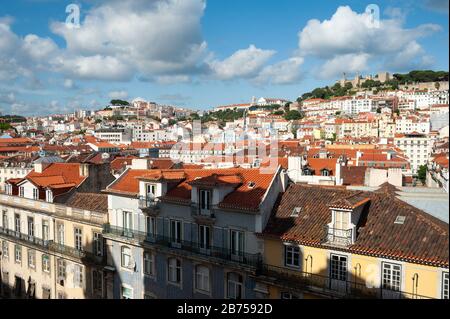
[199,225,211,251]
[230,229,244,257]
[27,217,34,238]
[57,259,66,280]
[32,188,39,200]
[382,262,402,292]
[57,223,64,245]
[42,220,49,242]
[330,254,348,282]
[121,285,133,299]
[74,227,83,251]
[146,216,156,238]
[442,272,449,300]
[170,219,182,246]
[42,254,50,273]
[19,187,24,197]
[14,245,21,264]
[14,214,20,234]
[167,258,182,285]
[195,265,210,294]
[73,264,83,288]
[284,244,301,268]
[199,189,212,213]
[121,246,132,269]
[227,272,243,299]
[27,249,36,269]
[143,251,155,277]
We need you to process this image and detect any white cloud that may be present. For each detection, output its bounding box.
[318,53,371,79]
[209,45,276,80]
[254,57,304,85]
[298,6,441,78]
[108,90,129,100]
[63,79,75,89]
[50,0,208,81]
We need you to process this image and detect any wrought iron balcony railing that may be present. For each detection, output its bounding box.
[323,226,353,246]
[0,226,51,249]
[257,263,434,299]
[138,196,160,211]
[48,242,104,264]
[103,224,260,268]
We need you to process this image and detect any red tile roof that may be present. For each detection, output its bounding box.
[262,184,449,268]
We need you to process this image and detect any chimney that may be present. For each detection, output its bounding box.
[34,162,50,174]
[131,158,151,170]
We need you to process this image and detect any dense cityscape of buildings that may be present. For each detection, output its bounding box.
[0,75,448,300]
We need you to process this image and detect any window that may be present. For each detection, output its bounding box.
[281,292,300,299]
[121,246,132,269]
[121,286,133,299]
[2,211,7,229]
[330,254,347,281]
[42,221,49,242]
[199,225,211,250]
[285,245,301,268]
[93,232,103,257]
[123,211,132,230]
[2,240,8,259]
[42,287,51,299]
[321,169,330,176]
[195,265,210,293]
[42,255,50,273]
[170,220,182,246]
[32,188,39,200]
[334,211,349,230]
[74,227,83,251]
[382,262,401,292]
[230,230,244,257]
[57,223,64,245]
[14,245,21,264]
[199,190,211,212]
[168,258,182,284]
[14,214,20,234]
[57,259,66,280]
[19,187,24,197]
[143,252,155,277]
[46,190,53,202]
[227,272,243,299]
[27,249,36,269]
[146,184,156,198]
[146,216,156,238]
[443,272,449,299]
[92,270,103,295]
[74,265,83,288]
[27,217,34,238]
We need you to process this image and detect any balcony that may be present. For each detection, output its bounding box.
[48,242,103,264]
[190,204,216,223]
[257,264,434,299]
[138,196,160,214]
[103,224,260,268]
[0,226,51,249]
[323,226,353,247]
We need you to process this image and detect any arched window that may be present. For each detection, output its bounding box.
[195,265,210,293]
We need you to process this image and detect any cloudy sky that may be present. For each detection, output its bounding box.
[0,0,448,116]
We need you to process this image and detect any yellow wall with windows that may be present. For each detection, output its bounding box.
[263,238,447,299]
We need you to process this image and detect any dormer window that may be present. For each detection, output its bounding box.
[291,207,301,217]
[19,187,24,198]
[321,169,330,177]
[46,190,53,203]
[33,188,39,200]
[146,184,156,199]
[199,190,211,214]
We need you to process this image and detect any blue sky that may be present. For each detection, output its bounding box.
[0,0,448,116]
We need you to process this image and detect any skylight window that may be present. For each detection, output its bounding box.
[394,216,406,225]
[291,207,301,217]
[248,182,256,189]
